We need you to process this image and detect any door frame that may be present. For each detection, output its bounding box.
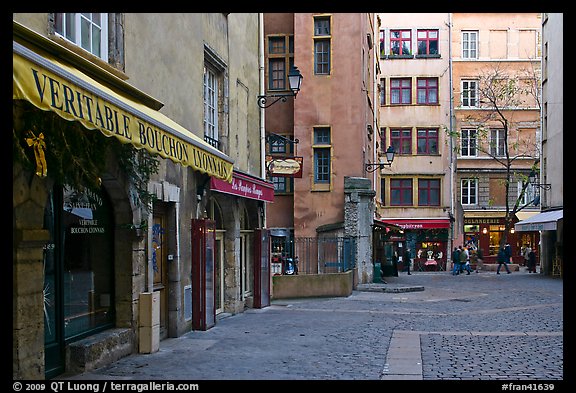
[152,209,169,339]
[215,230,225,315]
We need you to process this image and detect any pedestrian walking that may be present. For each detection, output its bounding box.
[523,244,531,268]
[404,247,412,275]
[451,247,461,275]
[475,247,484,273]
[459,245,472,275]
[505,242,512,263]
[527,248,537,273]
[497,246,512,274]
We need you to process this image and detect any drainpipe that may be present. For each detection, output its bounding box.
[448,13,456,265]
[146,190,154,293]
[259,12,267,228]
[372,13,379,192]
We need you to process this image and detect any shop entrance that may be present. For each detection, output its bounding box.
[43,185,115,379]
[152,210,168,339]
[380,242,398,277]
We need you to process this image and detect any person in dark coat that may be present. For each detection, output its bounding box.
[504,243,512,263]
[497,246,512,274]
[527,248,537,273]
[403,248,412,275]
[452,247,461,275]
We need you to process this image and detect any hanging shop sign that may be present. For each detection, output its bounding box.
[13,41,233,182]
[265,155,303,178]
[210,171,275,203]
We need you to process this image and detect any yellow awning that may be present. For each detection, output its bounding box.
[13,41,233,182]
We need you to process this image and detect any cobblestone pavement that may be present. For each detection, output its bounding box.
[63,268,564,386]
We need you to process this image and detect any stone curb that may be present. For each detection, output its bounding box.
[356,284,425,293]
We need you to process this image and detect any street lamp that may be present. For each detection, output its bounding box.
[257,65,303,108]
[528,170,551,190]
[365,146,395,173]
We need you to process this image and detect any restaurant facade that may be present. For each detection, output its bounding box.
[13,14,271,380]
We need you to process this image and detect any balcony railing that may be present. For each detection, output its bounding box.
[204,135,220,150]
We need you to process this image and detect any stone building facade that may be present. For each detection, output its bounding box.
[374,13,454,274]
[263,13,380,283]
[13,13,269,380]
[451,13,541,264]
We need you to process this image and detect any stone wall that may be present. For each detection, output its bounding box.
[271,269,354,299]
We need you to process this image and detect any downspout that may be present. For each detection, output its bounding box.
[448,13,456,264]
[146,189,154,293]
[259,12,267,228]
[372,13,379,192]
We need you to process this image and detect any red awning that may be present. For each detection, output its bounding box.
[210,171,275,203]
[375,218,450,229]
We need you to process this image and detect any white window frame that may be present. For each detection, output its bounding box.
[461,129,477,157]
[461,80,478,107]
[518,181,536,206]
[203,64,219,143]
[461,178,478,205]
[54,13,109,61]
[462,31,478,59]
[490,129,506,157]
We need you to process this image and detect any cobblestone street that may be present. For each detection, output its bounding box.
[63,269,564,386]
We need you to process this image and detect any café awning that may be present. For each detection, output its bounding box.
[515,211,540,222]
[514,209,563,232]
[13,39,233,182]
[375,218,450,229]
[210,170,275,203]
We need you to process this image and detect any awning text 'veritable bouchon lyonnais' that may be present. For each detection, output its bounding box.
[13,47,233,182]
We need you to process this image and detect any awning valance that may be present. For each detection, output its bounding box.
[13,41,233,182]
[514,209,563,232]
[375,218,450,229]
[373,219,402,231]
[210,170,275,203]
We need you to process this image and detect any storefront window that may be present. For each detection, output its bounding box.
[489,226,504,256]
[416,242,445,260]
[464,225,480,249]
[62,186,115,338]
[464,225,479,233]
[271,234,293,275]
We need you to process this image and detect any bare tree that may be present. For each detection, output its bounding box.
[448,62,541,248]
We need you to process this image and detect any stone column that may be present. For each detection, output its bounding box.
[13,168,50,379]
[344,177,376,284]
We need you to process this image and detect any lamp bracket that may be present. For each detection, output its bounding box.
[364,161,391,173]
[257,93,295,109]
